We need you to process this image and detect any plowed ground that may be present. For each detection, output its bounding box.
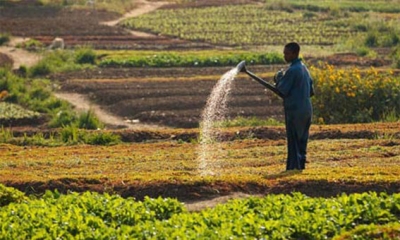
[56,66,284,128]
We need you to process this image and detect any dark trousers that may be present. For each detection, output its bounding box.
[285,110,312,170]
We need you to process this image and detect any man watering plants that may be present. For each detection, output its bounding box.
[274,42,314,170]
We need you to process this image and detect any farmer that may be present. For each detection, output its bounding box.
[275,42,314,170]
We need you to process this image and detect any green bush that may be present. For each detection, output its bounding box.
[59,124,80,144]
[75,47,97,64]
[29,61,52,77]
[391,47,400,69]
[0,192,398,239]
[29,49,95,77]
[0,184,26,207]
[77,110,103,130]
[99,52,284,68]
[84,131,121,145]
[48,110,76,128]
[311,64,400,124]
[0,33,10,46]
[16,39,44,51]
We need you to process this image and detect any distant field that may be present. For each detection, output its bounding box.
[122,5,360,47]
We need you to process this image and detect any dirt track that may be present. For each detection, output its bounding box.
[0,37,40,69]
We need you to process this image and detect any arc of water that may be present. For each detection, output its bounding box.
[198,67,240,175]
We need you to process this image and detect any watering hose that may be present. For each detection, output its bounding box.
[236,61,284,99]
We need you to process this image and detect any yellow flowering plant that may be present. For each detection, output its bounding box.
[310,64,400,124]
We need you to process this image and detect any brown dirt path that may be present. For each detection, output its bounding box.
[54,92,165,130]
[55,1,172,130]
[101,0,168,37]
[0,37,41,69]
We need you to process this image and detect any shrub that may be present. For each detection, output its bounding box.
[311,64,400,124]
[84,131,121,145]
[0,33,10,46]
[364,31,379,47]
[48,110,76,128]
[17,39,44,51]
[75,47,96,64]
[77,110,103,130]
[0,184,27,207]
[59,124,80,144]
[29,49,95,77]
[29,61,52,77]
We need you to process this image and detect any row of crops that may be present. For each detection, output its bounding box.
[283,0,400,13]
[122,5,360,47]
[98,49,400,124]
[0,102,41,125]
[0,184,399,239]
[98,50,284,67]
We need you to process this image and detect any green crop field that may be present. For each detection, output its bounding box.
[122,1,399,47]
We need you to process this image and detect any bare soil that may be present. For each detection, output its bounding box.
[0,37,41,69]
[56,67,284,128]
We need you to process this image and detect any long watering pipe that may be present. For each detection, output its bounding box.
[236,60,284,99]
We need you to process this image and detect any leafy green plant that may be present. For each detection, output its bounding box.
[77,110,103,130]
[84,131,121,145]
[0,184,26,207]
[99,50,284,68]
[0,126,13,143]
[0,33,10,46]
[311,64,400,124]
[0,191,398,239]
[0,102,40,122]
[59,124,80,144]
[333,223,400,240]
[29,49,95,77]
[16,39,44,51]
[220,116,283,127]
[75,46,97,64]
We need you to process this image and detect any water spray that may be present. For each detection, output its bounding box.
[236,61,284,98]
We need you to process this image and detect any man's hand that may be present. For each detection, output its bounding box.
[274,69,284,84]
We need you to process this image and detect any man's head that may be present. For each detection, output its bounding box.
[284,42,300,63]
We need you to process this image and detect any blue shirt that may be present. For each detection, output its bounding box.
[276,58,314,112]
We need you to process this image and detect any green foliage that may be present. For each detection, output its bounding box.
[29,61,52,77]
[29,49,95,77]
[59,124,80,144]
[77,110,103,130]
[0,184,26,207]
[39,0,137,14]
[333,223,400,240]
[84,131,121,145]
[48,110,77,128]
[281,0,400,13]
[0,69,104,130]
[391,46,400,69]
[311,65,400,124]
[0,102,40,123]
[99,50,284,68]
[0,33,10,46]
[122,5,357,47]
[0,126,13,142]
[75,47,97,64]
[16,39,44,51]
[0,191,398,239]
[59,125,121,145]
[221,116,283,127]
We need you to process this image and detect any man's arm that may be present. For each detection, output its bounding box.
[276,68,295,97]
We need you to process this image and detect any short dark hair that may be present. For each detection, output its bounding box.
[285,42,300,54]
